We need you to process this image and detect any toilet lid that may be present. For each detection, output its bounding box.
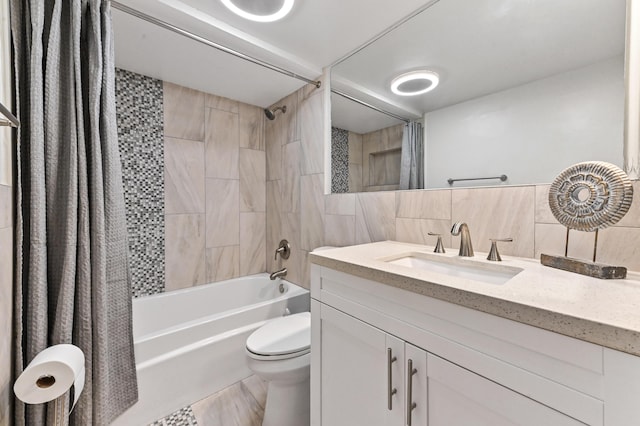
[246,312,310,356]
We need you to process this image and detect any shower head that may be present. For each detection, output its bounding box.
[264,105,287,120]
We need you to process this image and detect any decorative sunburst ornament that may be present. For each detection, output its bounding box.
[548,161,633,231]
[542,161,633,279]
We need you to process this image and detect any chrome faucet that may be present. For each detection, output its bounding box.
[270,267,287,280]
[451,222,474,257]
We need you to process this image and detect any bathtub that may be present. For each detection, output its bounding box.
[111,274,310,425]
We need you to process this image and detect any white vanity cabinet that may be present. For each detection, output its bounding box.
[310,264,640,426]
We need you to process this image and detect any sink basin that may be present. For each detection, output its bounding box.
[383,252,521,285]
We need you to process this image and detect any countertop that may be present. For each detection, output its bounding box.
[310,241,640,356]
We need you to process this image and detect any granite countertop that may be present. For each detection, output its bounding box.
[310,241,640,356]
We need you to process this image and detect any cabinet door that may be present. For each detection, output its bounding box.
[426,354,584,426]
[320,304,403,426]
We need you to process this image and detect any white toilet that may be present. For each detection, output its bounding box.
[246,312,311,426]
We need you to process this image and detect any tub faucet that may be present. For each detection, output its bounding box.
[451,221,474,257]
[270,267,287,280]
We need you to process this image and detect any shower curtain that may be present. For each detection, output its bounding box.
[399,121,424,190]
[11,1,138,424]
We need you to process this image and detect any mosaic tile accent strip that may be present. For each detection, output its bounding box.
[331,127,349,193]
[115,68,166,297]
[149,406,198,426]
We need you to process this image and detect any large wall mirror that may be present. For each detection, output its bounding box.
[330,0,634,193]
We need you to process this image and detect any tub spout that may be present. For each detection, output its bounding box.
[270,268,287,280]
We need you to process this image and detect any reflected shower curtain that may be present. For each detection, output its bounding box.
[11,1,138,424]
[399,121,424,190]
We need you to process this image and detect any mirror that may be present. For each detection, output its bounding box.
[330,0,628,193]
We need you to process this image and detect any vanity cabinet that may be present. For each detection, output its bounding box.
[310,265,640,426]
[318,302,579,426]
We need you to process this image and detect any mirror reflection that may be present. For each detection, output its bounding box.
[330,0,627,193]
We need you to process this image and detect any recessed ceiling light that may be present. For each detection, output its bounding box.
[220,0,295,22]
[390,70,440,96]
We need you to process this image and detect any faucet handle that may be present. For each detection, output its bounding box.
[487,238,513,261]
[274,239,291,260]
[427,232,446,253]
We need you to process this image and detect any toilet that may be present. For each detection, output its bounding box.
[246,312,311,426]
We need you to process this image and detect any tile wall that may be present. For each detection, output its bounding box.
[266,84,325,288]
[163,82,266,291]
[115,69,166,297]
[115,69,267,295]
[323,183,640,272]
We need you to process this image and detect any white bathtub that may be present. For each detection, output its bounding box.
[111,274,310,425]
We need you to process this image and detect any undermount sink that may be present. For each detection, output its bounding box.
[383,252,522,285]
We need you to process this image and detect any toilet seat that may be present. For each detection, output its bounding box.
[246,312,310,360]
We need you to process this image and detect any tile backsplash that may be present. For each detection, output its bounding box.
[323,182,640,272]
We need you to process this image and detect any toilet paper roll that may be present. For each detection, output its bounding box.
[14,344,85,407]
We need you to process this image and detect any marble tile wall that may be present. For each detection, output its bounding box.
[265,81,325,289]
[163,81,266,291]
[322,182,640,271]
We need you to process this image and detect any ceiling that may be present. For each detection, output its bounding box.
[112,0,430,108]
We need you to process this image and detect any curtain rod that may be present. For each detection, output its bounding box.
[110,1,321,89]
[0,101,19,127]
[331,89,410,123]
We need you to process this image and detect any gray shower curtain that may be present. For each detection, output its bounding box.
[399,121,424,190]
[11,1,138,425]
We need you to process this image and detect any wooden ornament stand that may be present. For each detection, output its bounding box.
[540,228,627,279]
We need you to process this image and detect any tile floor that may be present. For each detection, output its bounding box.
[150,375,268,426]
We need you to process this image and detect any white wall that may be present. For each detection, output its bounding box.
[425,56,624,188]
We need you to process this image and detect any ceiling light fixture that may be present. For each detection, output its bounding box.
[220,0,295,22]
[390,70,440,96]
